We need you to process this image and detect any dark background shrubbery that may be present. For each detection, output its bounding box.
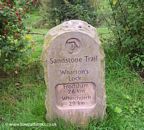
[40,0,97,27]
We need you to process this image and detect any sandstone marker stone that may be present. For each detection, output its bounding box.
[42,20,106,125]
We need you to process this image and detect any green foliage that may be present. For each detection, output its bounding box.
[40,0,97,27]
[109,0,144,72]
[0,0,29,71]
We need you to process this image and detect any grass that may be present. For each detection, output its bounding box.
[1,8,144,130]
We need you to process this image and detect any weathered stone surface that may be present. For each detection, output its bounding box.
[42,20,106,125]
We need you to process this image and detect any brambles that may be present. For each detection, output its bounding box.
[0,0,30,71]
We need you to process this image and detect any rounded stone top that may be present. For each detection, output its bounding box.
[62,20,95,30]
[47,20,97,39]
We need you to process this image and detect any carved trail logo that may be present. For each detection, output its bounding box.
[65,38,81,54]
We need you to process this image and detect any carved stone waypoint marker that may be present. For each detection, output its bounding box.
[42,20,106,125]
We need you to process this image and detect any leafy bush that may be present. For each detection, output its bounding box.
[0,0,29,71]
[110,0,144,72]
[40,0,97,27]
